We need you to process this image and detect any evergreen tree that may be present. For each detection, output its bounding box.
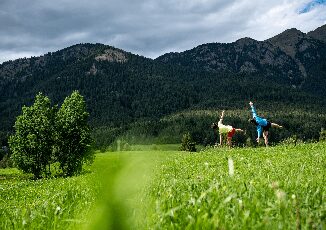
[179,132,196,152]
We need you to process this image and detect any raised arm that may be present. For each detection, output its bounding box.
[220,110,225,120]
[218,110,225,126]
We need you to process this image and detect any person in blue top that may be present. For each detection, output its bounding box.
[249,101,282,146]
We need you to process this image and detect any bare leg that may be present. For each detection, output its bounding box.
[227,137,232,148]
[271,123,282,128]
[220,134,223,146]
[263,131,269,147]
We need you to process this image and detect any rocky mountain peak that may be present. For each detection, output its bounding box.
[307,24,326,42]
[95,48,128,63]
[234,37,257,46]
[267,28,306,57]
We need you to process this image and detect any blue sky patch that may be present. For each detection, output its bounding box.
[299,0,326,13]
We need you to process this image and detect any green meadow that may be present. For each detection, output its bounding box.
[0,143,325,229]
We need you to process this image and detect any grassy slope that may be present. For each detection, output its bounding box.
[0,143,325,229]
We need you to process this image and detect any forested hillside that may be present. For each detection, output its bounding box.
[1,25,326,148]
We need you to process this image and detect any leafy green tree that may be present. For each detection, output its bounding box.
[179,132,196,152]
[9,93,55,179]
[55,91,93,176]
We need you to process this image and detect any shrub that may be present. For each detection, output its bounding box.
[0,153,13,168]
[123,143,131,151]
[179,132,196,152]
[245,137,254,147]
[280,135,303,146]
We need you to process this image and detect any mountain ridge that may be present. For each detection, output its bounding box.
[307,24,326,42]
[156,24,326,91]
[0,24,326,146]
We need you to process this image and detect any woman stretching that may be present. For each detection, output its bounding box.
[212,110,244,147]
[248,101,282,146]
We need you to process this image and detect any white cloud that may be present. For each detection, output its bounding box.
[0,51,43,64]
[243,0,326,40]
[0,0,325,63]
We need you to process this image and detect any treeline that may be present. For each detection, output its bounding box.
[92,105,326,150]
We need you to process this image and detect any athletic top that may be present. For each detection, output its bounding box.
[251,105,268,137]
[218,118,233,134]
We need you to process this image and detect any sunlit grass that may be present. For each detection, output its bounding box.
[129,144,180,151]
[147,144,325,229]
[0,143,325,229]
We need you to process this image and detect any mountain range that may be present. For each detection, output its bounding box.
[158,24,326,94]
[1,24,326,146]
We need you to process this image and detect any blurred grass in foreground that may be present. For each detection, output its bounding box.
[85,152,159,229]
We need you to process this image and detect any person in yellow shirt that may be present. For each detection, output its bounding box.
[212,110,244,147]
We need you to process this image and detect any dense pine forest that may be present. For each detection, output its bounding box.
[1,25,326,150]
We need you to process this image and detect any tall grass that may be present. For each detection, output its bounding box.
[0,143,325,229]
[144,143,325,229]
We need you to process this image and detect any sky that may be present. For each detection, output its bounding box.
[0,0,326,63]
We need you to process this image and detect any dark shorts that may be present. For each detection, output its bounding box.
[262,121,271,132]
[227,128,236,138]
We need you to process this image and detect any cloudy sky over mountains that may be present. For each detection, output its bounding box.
[0,0,325,63]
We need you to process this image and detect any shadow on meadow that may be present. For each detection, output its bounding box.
[0,169,31,181]
[0,163,93,182]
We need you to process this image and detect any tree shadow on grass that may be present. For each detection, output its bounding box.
[0,164,93,181]
[0,170,32,181]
